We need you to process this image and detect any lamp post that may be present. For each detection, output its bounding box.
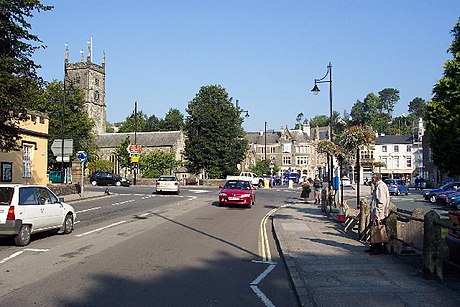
[133,101,137,185]
[264,121,267,161]
[311,62,334,212]
[61,62,67,184]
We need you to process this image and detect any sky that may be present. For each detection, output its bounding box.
[31,1,460,132]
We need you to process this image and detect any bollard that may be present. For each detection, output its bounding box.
[358,197,370,239]
[321,188,328,212]
[423,210,442,280]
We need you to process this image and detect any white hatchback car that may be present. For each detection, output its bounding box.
[0,184,76,246]
[155,175,180,194]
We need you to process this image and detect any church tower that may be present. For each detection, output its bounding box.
[65,39,106,134]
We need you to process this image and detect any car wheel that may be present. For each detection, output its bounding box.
[396,190,400,196]
[115,181,121,186]
[429,195,437,203]
[62,214,74,234]
[14,225,31,246]
[91,180,97,186]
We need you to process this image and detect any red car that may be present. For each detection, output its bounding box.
[219,180,256,208]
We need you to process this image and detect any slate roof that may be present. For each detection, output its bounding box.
[246,131,281,144]
[375,135,413,145]
[96,131,182,148]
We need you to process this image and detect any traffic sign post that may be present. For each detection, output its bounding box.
[77,151,87,197]
[127,145,142,185]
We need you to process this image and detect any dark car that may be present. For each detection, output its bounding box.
[424,182,460,203]
[218,180,256,208]
[435,187,460,204]
[89,172,131,187]
[384,179,408,196]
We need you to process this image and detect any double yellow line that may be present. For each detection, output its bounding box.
[258,207,279,261]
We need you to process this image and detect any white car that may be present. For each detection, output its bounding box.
[155,175,180,194]
[0,184,76,246]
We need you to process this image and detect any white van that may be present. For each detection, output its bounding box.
[0,184,76,246]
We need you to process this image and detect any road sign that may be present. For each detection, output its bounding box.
[77,151,88,163]
[127,144,142,154]
[51,139,73,157]
[130,153,140,163]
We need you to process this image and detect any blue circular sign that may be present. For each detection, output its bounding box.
[77,151,87,163]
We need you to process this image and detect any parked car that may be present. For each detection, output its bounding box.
[424,182,460,203]
[155,175,180,194]
[0,184,75,246]
[448,192,460,209]
[89,172,131,187]
[435,187,460,204]
[218,180,256,208]
[384,179,409,196]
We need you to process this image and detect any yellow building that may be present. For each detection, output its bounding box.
[0,112,49,185]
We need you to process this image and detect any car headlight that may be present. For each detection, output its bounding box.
[219,193,227,197]
[424,192,429,196]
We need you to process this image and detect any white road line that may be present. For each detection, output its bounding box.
[189,190,208,194]
[187,196,197,201]
[112,199,135,206]
[139,212,151,217]
[0,251,24,265]
[75,220,127,237]
[24,248,49,252]
[251,263,277,285]
[250,286,275,307]
[76,207,101,214]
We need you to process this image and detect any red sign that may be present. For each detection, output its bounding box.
[127,144,142,154]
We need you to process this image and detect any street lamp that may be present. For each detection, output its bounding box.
[311,62,334,211]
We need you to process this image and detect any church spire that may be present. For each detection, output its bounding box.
[87,37,93,63]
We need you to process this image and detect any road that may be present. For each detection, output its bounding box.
[0,186,298,306]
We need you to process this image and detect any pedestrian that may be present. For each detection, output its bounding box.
[366,173,390,255]
[313,175,322,204]
[300,177,311,202]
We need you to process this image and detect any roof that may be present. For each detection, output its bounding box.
[375,135,413,145]
[245,131,281,144]
[96,131,182,148]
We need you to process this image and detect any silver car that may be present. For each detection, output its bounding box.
[155,176,180,195]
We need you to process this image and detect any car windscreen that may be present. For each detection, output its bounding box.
[158,177,177,181]
[224,181,251,190]
[0,187,14,206]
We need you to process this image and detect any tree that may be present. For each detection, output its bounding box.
[378,88,400,116]
[426,18,460,176]
[0,0,52,151]
[118,110,148,132]
[87,160,113,173]
[34,80,95,166]
[408,97,427,119]
[145,114,160,131]
[249,159,279,176]
[295,113,304,129]
[160,108,184,131]
[114,135,131,170]
[140,150,180,178]
[184,85,248,178]
[309,115,329,127]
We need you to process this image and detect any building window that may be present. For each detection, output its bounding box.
[1,162,12,182]
[260,147,265,154]
[382,145,387,152]
[270,147,276,153]
[406,157,412,168]
[406,145,411,152]
[95,78,99,86]
[296,156,308,165]
[22,145,32,178]
[282,143,291,153]
[394,156,400,168]
[282,156,291,165]
[381,157,387,168]
[394,145,399,152]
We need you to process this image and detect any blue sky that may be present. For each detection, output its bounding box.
[32,1,459,132]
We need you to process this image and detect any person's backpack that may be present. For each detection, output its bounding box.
[313,180,321,189]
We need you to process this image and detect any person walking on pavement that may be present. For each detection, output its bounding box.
[300,177,312,202]
[313,175,322,204]
[366,173,390,255]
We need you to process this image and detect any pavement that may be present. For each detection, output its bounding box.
[61,185,460,306]
[272,186,460,306]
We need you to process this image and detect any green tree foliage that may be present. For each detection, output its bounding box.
[309,115,329,127]
[378,88,400,116]
[350,93,391,133]
[114,136,131,169]
[184,85,248,178]
[139,150,180,178]
[118,110,148,132]
[295,112,304,129]
[145,114,161,131]
[87,160,113,173]
[0,0,52,151]
[408,97,427,119]
[426,19,460,175]
[249,159,279,176]
[160,108,184,131]
[34,81,95,166]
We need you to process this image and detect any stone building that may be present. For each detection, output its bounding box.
[244,123,329,179]
[65,42,106,135]
[95,131,186,179]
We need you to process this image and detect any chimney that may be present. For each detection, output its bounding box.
[302,122,310,137]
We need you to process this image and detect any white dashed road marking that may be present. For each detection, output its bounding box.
[75,220,127,237]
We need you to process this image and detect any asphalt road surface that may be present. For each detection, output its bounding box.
[0,186,298,306]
